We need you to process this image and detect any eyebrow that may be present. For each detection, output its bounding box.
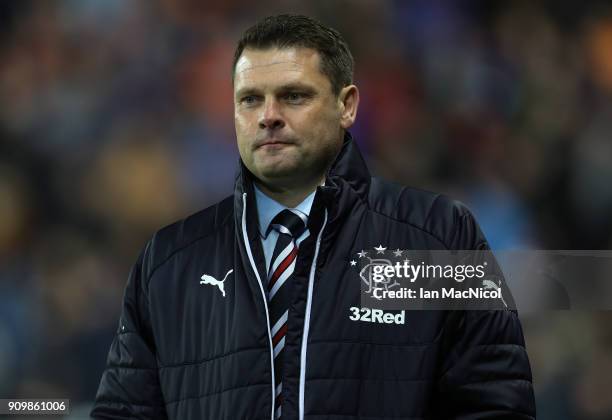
[235,82,318,98]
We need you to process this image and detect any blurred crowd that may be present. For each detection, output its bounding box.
[1,1,611,418]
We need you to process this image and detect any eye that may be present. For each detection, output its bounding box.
[240,95,259,106]
[284,92,307,103]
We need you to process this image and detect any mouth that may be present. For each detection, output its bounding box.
[254,138,294,150]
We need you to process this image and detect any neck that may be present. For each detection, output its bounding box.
[255,176,323,208]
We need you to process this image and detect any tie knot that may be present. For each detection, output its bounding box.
[269,209,307,238]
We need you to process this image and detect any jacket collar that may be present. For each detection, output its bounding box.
[326,130,371,202]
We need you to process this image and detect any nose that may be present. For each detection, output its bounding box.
[258,98,285,130]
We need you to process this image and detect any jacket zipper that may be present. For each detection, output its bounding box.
[241,192,276,420]
[299,209,328,420]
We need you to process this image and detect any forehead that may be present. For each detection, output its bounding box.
[234,47,329,91]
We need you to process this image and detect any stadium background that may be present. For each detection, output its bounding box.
[1,1,612,418]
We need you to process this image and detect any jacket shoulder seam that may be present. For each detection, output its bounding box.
[367,206,451,250]
[422,193,443,227]
[369,180,458,249]
[146,220,232,285]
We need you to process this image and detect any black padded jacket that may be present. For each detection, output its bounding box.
[91,131,536,419]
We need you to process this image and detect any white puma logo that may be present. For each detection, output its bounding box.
[482,278,507,308]
[200,269,234,297]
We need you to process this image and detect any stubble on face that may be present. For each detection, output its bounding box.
[233,47,343,193]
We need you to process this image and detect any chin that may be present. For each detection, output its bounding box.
[257,164,301,183]
[259,168,296,181]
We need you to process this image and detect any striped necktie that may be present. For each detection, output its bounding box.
[267,209,308,419]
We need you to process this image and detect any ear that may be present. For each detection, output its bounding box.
[338,85,359,129]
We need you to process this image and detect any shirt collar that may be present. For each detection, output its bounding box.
[254,184,317,239]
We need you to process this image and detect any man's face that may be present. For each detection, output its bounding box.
[233,47,347,190]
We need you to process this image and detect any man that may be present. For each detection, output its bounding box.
[91,14,535,420]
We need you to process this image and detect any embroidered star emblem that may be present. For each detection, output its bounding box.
[357,250,368,258]
[374,245,387,254]
[393,249,403,257]
[350,260,357,266]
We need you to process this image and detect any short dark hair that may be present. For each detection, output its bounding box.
[232,14,354,96]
